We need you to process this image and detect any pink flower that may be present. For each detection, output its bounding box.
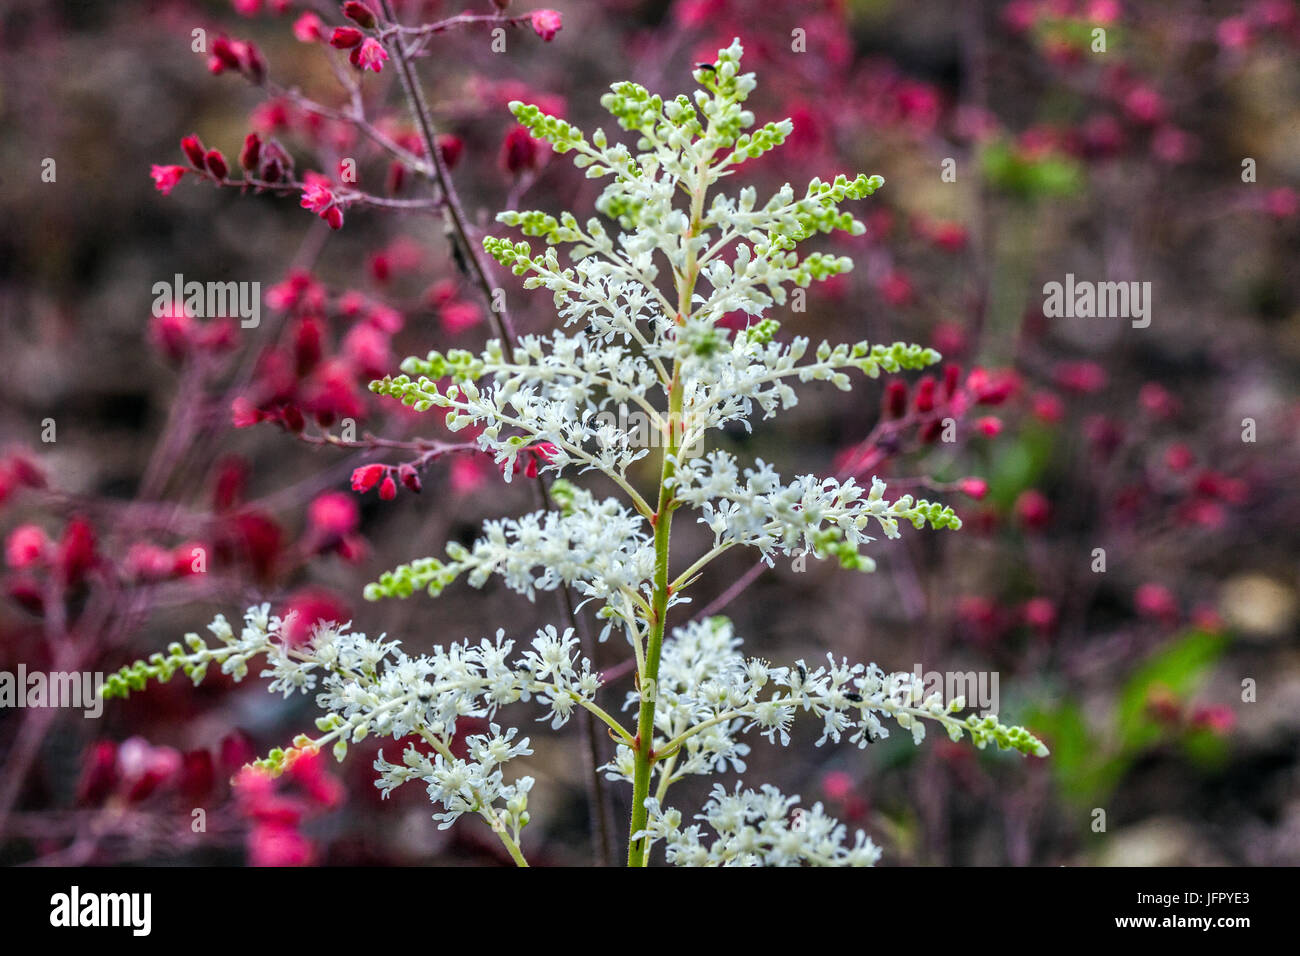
[1216,17,1253,50]
[1265,187,1298,219]
[440,300,483,334]
[292,12,324,43]
[975,416,1003,437]
[248,821,314,867]
[299,174,334,215]
[6,524,50,569]
[150,164,187,195]
[450,456,489,495]
[125,543,176,581]
[1022,597,1057,635]
[300,172,344,229]
[231,396,266,428]
[1014,490,1051,530]
[1190,705,1236,735]
[350,38,388,72]
[308,492,360,539]
[1135,583,1179,624]
[957,477,988,500]
[1053,360,1108,394]
[116,736,182,803]
[821,771,855,802]
[530,9,563,42]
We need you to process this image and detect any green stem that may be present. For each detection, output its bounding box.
[626,377,679,866]
[626,158,707,867]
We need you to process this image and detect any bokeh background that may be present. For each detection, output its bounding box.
[1,0,1298,866]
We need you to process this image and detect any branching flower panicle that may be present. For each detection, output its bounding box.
[110,39,1047,867]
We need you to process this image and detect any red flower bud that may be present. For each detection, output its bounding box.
[378,475,397,500]
[941,363,961,399]
[501,125,540,176]
[343,1,378,28]
[883,380,908,419]
[279,404,305,433]
[240,132,262,171]
[397,463,421,493]
[57,517,98,586]
[204,149,229,180]
[957,477,988,500]
[210,36,243,73]
[181,134,207,169]
[437,133,464,170]
[975,415,1003,437]
[913,377,936,414]
[330,26,364,48]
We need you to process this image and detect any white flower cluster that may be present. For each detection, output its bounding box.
[667,451,961,570]
[106,605,599,853]
[603,617,1047,793]
[638,784,882,867]
[364,482,657,641]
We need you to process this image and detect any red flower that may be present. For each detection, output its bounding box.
[530,9,563,41]
[957,477,988,501]
[150,164,187,195]
[77,741,119,806]
[501,125,541,176]
[351,38,388,72]
[280,588,351,646]
[350,463,387,493]
[6,524,50,569]
[437,133,464,169]
[56,518,98,585]
[1014,489,1051,530]
[378,475,398,500]
[975,415,1003,437]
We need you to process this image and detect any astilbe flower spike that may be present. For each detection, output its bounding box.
[108,41,1046,868]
